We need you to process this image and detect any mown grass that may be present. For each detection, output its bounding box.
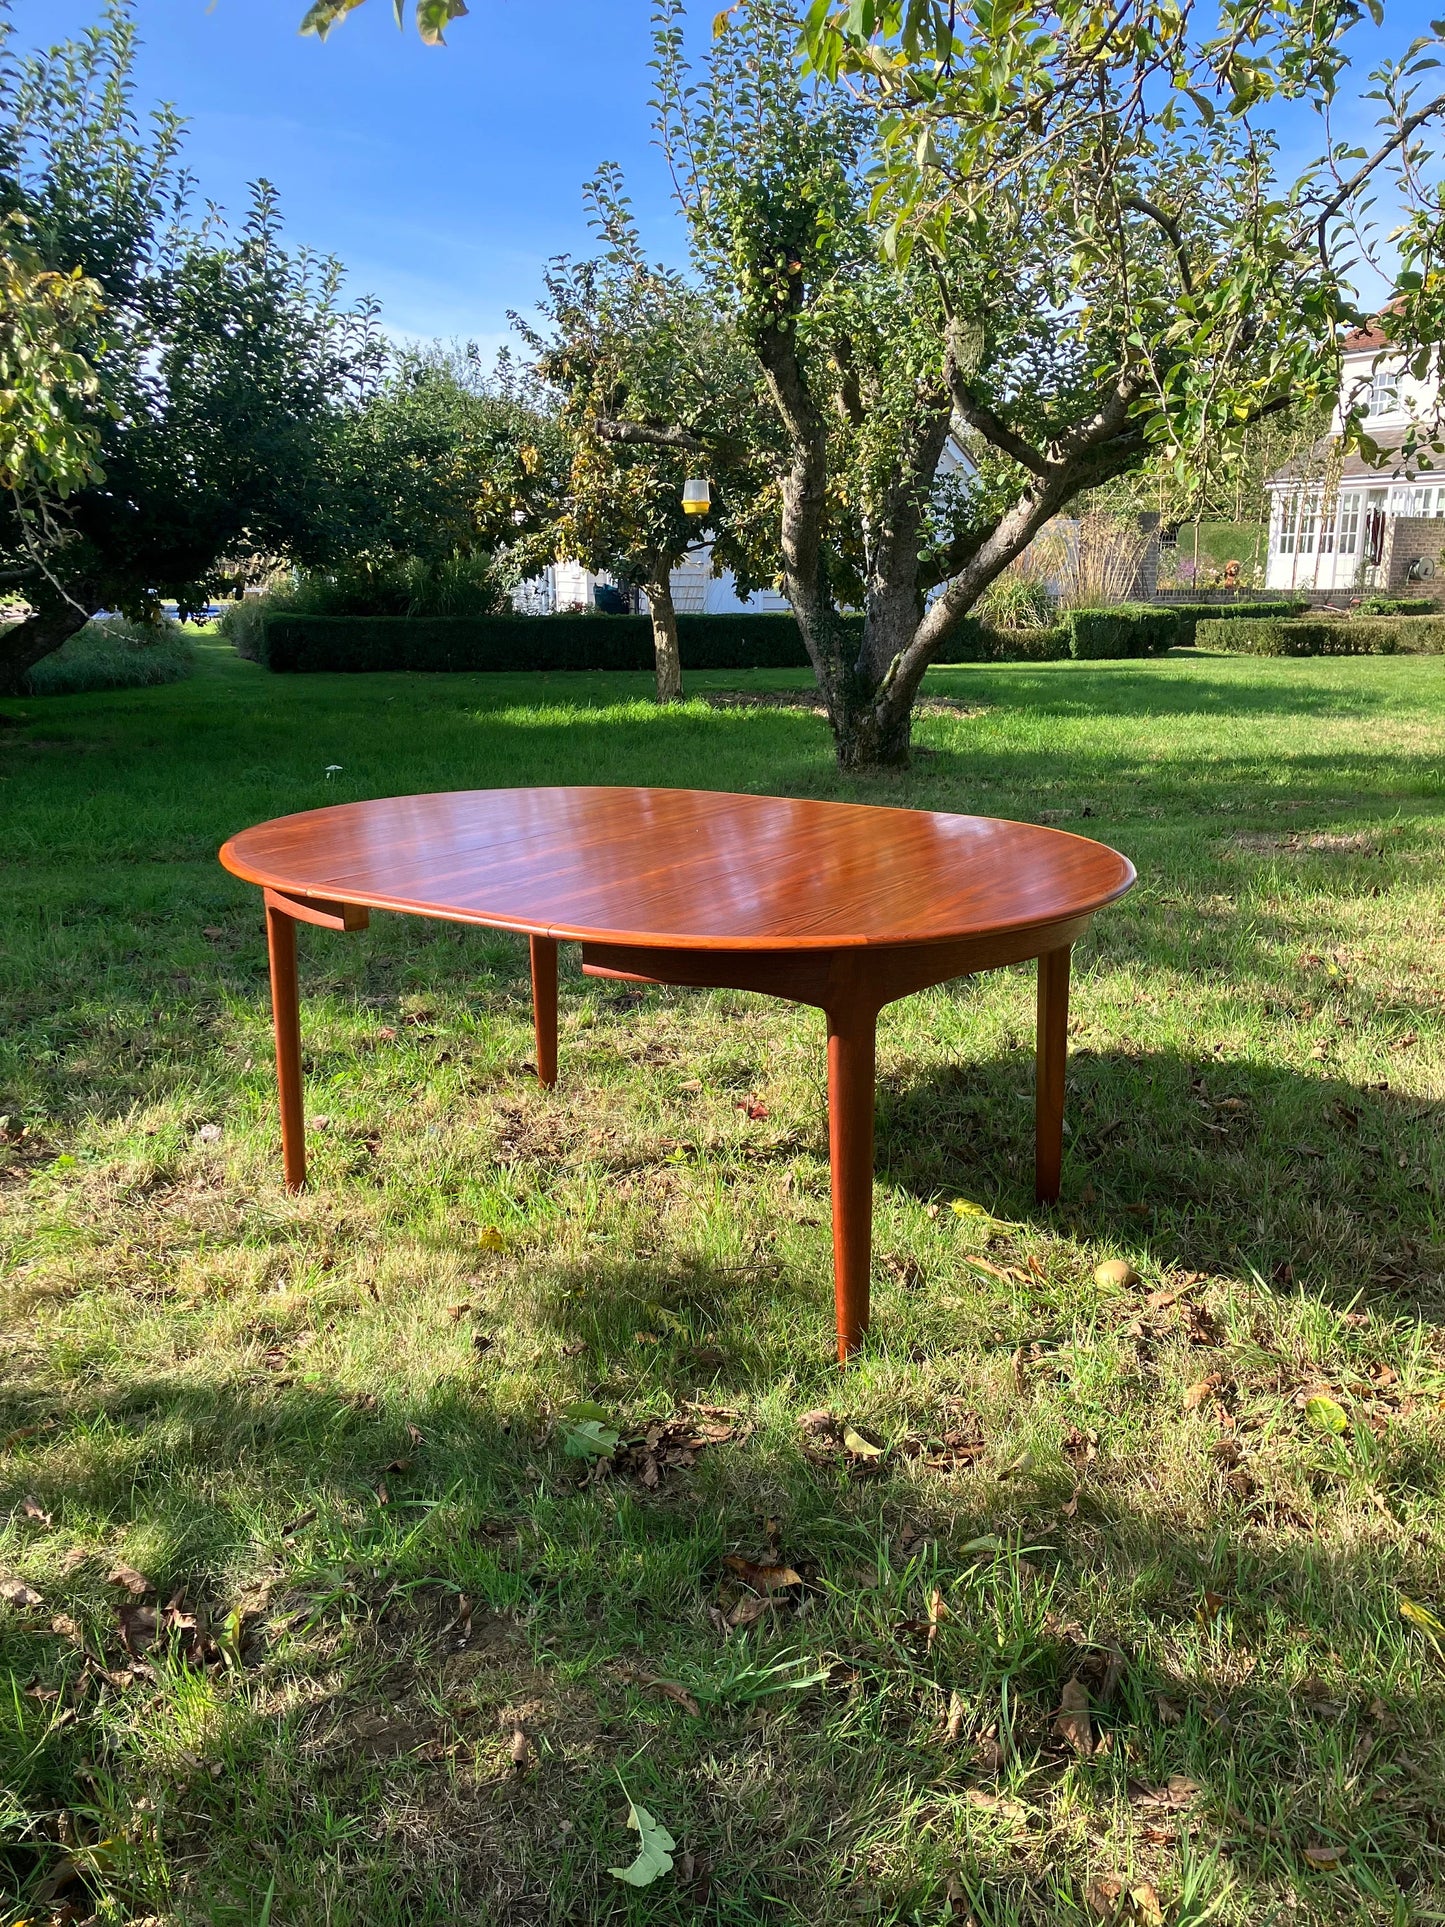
[1,637,1443,1927]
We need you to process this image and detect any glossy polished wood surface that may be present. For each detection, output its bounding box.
[220,787,1135,949]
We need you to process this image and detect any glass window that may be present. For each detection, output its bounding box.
[1276,495,1297,555]
[1336,494,1361,556]
[1369,371,1401,416]
[1298,497,1318,555]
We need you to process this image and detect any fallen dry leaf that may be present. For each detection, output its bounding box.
[963,1788,1026,1821]
[1084,1876,1123,1920]
[107,1564,151,1597]
[725,1592,772,1629]
[1302,1842,1346,1869]
[723,1555,802,1592]
[842,1424,885,1459]
[1128,1883,1165,1926]
[19,1496,51,1526]
[1183,1374,1223,1410]
[1052,1677,1093,1755]
[615,1666,703,1718]
[945,1688,966,1743]
[0,1577,43,1608]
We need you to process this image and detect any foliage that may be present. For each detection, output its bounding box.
[1158,599,1307,646]
[516,165,777,700]
[1200,614,1445,655]
[299,0,467,45]
[0,214,103,501]
[1062,605,1179,660]
[320,345,564,575]
[1027,516,1155,615]
[16,614,192,695]
[257,610,819,673]
[768,0,1445,757]
[1356,595,1436,616]
[974,570,1054,631]
[0,2,386,691]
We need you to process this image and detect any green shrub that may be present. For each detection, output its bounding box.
[1198,615,1445,655]
[1062,604,1181,658]
[1355,595,1437,616]
[262,611,819,673]
[257,607,1158,674]
[975,574,1055,630]
[218,597,267,662]
[18,616,194,696]
[1160,599,1307,645]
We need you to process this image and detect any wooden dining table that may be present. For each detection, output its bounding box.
[220,787,1134,1360]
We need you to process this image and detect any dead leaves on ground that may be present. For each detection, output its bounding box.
[1085,1877,1165,1925]
[797,1403,986,1478]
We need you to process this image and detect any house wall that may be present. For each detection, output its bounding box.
[1380,516,1445,600]
[1334,348,1439,434]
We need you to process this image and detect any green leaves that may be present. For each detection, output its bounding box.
[1304,1395,1349,1436]
[609,1793,676,1887]
[299,0,468,41]
[560,1401,620,1459]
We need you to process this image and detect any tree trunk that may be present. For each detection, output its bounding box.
[833,686,913,768]
[0,599,91,696]
[646,573,683,702]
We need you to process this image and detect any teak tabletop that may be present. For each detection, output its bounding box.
[221,787,1135,1360]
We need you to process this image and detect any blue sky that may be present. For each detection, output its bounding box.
[15,0,687,352]
[12,0,1442,347]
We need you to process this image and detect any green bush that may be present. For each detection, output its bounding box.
[1160,599,1307,645]
[18,616,194,696]
[262,611,819,673]
[256,606,1181,674]
[1197,615,1445,655]
[218,597,267,662]
[1062,604,1181,658]
[1355,595,1437,616]
[975,574,1055,630]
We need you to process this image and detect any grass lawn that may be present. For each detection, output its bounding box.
[1,637,1443,1927]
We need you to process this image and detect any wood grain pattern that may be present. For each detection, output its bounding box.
[220,787,1134,950]
[223,788,1135,1360]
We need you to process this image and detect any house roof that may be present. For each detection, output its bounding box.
[1342,298,1406,353]
[1266,427,1445,489]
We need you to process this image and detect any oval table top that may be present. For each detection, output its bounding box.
[220,786,1135,953]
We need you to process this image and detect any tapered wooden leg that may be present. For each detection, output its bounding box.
[1036,944,1072,1203]
[530,935,558,1087]
[827,1002,877,1362]
[266,901,306,1192]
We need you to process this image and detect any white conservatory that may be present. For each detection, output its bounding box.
[1265,320,1445,596]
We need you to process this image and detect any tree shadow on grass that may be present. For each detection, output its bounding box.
[3,1345,1443,1925]
[877,1044,1442,1315]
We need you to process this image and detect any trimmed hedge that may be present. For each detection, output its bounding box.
[262,611,819,674]
[1062,604,1180,658]
[1356,595,1437,616]
[1198,615,1445,655]
[262,602,1317,675]
[1158,598,1307,646]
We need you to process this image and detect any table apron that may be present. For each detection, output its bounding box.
[579,916,1093,1012]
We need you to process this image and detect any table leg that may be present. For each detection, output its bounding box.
[827,1002,877,1362]
[530,935,558,1087]
[265,900,306,1192]
[1035,944,1072,1203]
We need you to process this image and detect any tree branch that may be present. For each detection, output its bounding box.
[944,328,1048,476]
[594,418,709,455]
[1306,90,1445,265]
[1118,192,1195,295]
